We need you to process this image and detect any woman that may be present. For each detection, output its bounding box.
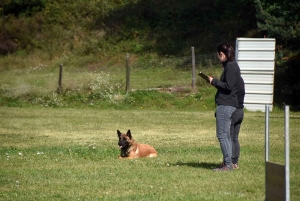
[209,43,241,171]
[231,76,245,169]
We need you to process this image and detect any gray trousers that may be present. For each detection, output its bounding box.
[230,108,244,164]
[216,105,236,166]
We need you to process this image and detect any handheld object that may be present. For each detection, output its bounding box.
[198,71,210,82]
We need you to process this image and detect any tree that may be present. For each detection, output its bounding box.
[255,0,300,49]
[0,0,46,17]
[255,0,300,110]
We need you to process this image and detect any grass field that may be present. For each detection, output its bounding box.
[0,107,299,200]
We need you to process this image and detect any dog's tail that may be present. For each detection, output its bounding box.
[148,153,157,157]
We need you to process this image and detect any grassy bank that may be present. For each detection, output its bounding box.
[0,107,299,200]
[0,57,219,110]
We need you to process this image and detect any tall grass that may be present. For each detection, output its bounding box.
[0,57,219,110]
[0,107,299,200]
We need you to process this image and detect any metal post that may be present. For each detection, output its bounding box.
[265,105,270,161]
[285,105,290,201]
[126,53,130,92]
[191,47,196,91]
[265,104,269,201]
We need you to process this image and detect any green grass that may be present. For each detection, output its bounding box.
[0,107,299,200]
[0,61,219,110]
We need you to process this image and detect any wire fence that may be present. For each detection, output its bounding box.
[54,52,220,93]
[125,52,220,91]
[131,53,219,69]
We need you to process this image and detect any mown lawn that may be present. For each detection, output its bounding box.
[0,107,299,200]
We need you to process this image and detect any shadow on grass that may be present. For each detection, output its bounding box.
[173,161,218,169]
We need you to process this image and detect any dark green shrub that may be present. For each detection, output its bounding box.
[0,0,46,17]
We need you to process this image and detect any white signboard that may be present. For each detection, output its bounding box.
[235,38,276,112]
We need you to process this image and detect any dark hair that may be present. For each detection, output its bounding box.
[217,43,235,61]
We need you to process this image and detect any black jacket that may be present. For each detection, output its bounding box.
[211,61,241,107]
[237,76,245,109]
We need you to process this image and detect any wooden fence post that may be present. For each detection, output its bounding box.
[57,64,63,94]
[191,47,196,91]
[126,53,130,92]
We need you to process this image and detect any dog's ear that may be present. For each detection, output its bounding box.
[126,130,132,139]
[117,130,122,137]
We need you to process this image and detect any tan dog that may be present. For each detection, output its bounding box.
[117,130,157,159]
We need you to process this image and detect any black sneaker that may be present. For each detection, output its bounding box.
[213,164,233,172]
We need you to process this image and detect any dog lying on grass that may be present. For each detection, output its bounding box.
[117,129,157,159]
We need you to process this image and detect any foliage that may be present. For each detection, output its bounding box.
[0,0,46,17]
[0,0,258,56]
[255,0,300,49]
[274,57,300,111]
[31,71,125,108]
[255,0,300,111]
[96,0,257,55]
[0,0,101,55]
[0,12,48,54]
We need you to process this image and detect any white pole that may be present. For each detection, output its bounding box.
[285,105,290,201]
[265,105,270,161]
[265,105,270,201]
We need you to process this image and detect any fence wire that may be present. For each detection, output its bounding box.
[53,53,220,92]
[131,53,219,69]
[126,53,219,90]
